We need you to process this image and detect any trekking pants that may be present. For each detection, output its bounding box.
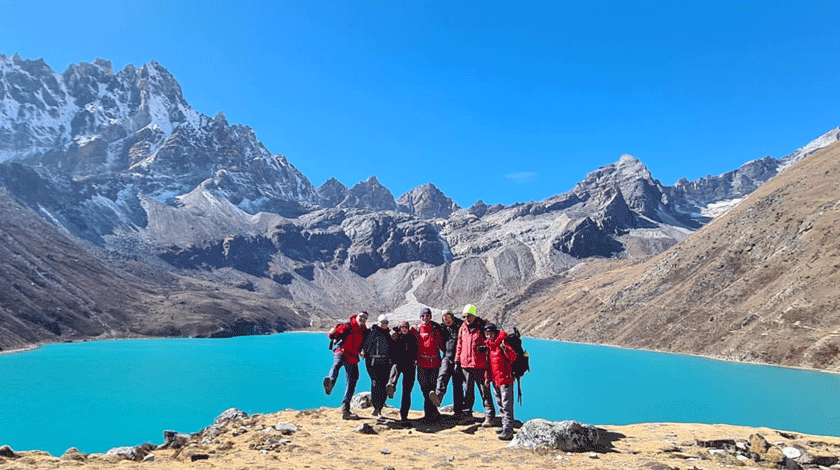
[365,360,392,413]
[326,351,359,412]
[461,366,495,419]
[435,357,464,414]
[417,366,441,419]
[493,382,515,433]
[389,363,415,420]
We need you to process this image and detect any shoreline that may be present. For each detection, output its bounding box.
[2,329,838,377]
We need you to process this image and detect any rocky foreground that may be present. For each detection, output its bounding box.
[2,399,840,470]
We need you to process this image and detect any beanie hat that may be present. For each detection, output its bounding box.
[420,307,432,317]
[377,314,389,324]
[484,323,498,334]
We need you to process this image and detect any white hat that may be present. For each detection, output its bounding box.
[377,314,389,324]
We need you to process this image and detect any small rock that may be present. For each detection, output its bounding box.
[351,391,373,409]
[214,408,248,424]
[765,446,786,465]
[161,430,191,449]
[354,423,378,434]
[274,422,299,435]
[61,447,87,461]
[798,450,839,467]
[190,453,210,462]
[782,447,802,459]
[143,453,155,462]
[749,434,771,454]
[106,446,137,461]
[642,463,676,470]
[0,446,18,458]
[381,449,391,455]
[588,452,598,459]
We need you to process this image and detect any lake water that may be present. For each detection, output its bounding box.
[1,332,839,456]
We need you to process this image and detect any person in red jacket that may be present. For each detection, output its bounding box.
[455,304,496,425]
[415,307,444,423]
[324,311,369,420]
[483,323,518,440]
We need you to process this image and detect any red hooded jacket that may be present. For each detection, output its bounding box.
[415,322,443,368]
[329,314,368,364]
[485,330,518,386]
[455,317,488,369]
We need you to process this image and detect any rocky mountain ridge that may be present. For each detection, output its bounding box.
[511,140,840,370]
[2,53,839,365]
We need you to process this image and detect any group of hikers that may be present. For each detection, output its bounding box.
[323,304,520,441]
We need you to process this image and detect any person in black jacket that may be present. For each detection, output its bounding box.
[386,320,418,423]
[361,314,396,417]
[428,310,465,416]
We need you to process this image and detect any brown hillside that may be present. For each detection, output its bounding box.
[510,141,840,370]
[0,190,310,351]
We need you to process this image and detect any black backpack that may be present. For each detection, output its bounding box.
[504,327,530,405]
[506,327,530,379]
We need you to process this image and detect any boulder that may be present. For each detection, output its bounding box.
[61,447,87,461]
[274,422,299,435]
[105,446,137,460]
[508,419,600,452]
[351,391,373,409]
[214,407,248,424]
[0,445,18,458]
[749,433,771,455]
[160,430,191,449]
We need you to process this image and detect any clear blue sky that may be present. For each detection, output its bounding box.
[3,1,839,207]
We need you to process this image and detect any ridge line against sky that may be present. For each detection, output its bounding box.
[2,0,839,208]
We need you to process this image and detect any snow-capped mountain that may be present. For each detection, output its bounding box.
[1,52,838,351]
[0,53,321,216]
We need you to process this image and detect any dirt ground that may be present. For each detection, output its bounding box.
[3,406,840,470]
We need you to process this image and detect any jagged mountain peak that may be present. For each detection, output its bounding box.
[571,154,667,223]
[397,182,460,219]
[339,175,399,212]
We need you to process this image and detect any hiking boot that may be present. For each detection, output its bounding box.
[497,430,514,441]
[322,377,334,395]
[372,407,381,417]
[341,410,359,420]
[428,390,441,407]
[386,384,395,399]
[481,417,495,427]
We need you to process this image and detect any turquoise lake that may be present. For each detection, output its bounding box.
[2,332,839,456]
